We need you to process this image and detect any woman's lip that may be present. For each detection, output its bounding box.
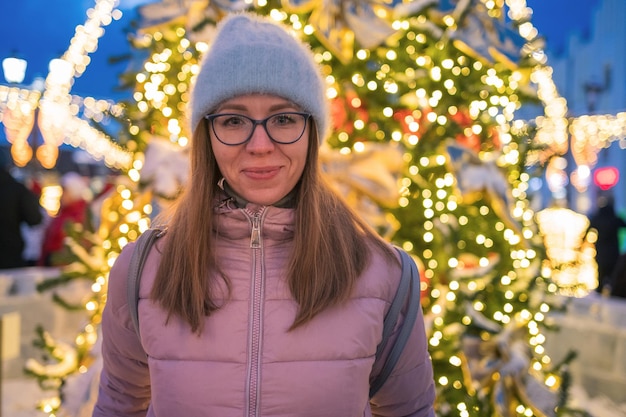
[243,166,281,179]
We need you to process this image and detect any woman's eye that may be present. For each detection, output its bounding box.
[273,114,292,125]
[223,116,246,127]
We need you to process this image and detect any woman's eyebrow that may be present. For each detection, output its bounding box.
[216,102,299,113]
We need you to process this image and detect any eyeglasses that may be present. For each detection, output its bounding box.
[204,112,311,146]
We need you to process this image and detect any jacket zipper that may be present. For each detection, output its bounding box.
[245,208,265,417]
[250,212,261,249]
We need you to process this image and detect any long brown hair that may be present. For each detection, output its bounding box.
[151,120,396,333]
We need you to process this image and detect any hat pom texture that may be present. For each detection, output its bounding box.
[190,13,329,145]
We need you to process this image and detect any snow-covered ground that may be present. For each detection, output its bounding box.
[567,385,626,417]
[3,377,626,417]
[3,378,47,417]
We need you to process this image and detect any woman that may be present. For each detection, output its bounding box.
[93,12,435,417]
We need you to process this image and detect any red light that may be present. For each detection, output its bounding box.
[593,167,619,190]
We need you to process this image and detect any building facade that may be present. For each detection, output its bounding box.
[548,0,626,215]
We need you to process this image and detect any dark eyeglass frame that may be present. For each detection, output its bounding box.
[204,112,312,146]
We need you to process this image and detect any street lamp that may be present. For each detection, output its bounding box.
[2,56,27,84]
[1,55,41,167]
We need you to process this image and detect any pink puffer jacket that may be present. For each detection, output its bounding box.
[93,200,435,417]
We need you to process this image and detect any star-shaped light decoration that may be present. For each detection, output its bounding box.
[0,0,132,170]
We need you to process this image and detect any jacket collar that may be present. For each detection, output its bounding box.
[218,178,296,209]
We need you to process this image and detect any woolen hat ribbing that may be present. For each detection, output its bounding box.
[190,13,329,145]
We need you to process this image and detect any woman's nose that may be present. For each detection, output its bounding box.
[246,124,275,152]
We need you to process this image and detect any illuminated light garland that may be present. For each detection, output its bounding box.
[536,206,598,295]
[62,112,133,169]
[505,0,570,155]
[407,2,561,412]
[0,86,41,166]
[28,179,154,415]
[570,112,626,152]
[0,0,132,169]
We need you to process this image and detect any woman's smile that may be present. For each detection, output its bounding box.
[242,166,281,179]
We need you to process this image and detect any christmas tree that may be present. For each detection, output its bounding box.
[27,1,588,416]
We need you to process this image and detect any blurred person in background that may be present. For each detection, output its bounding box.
[588,193,626,294]
[609,252,626,298]
[21,178,50,266]
[0,148,44,269]
[40,171,92,266]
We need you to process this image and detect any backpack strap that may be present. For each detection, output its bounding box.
[369,247,421,398]
[127,228,164,338]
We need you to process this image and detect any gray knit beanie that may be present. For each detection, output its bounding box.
[190,13,329,145]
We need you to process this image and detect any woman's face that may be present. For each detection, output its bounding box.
[209,94,310,206]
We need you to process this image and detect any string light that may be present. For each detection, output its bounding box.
[0,0,131,169]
